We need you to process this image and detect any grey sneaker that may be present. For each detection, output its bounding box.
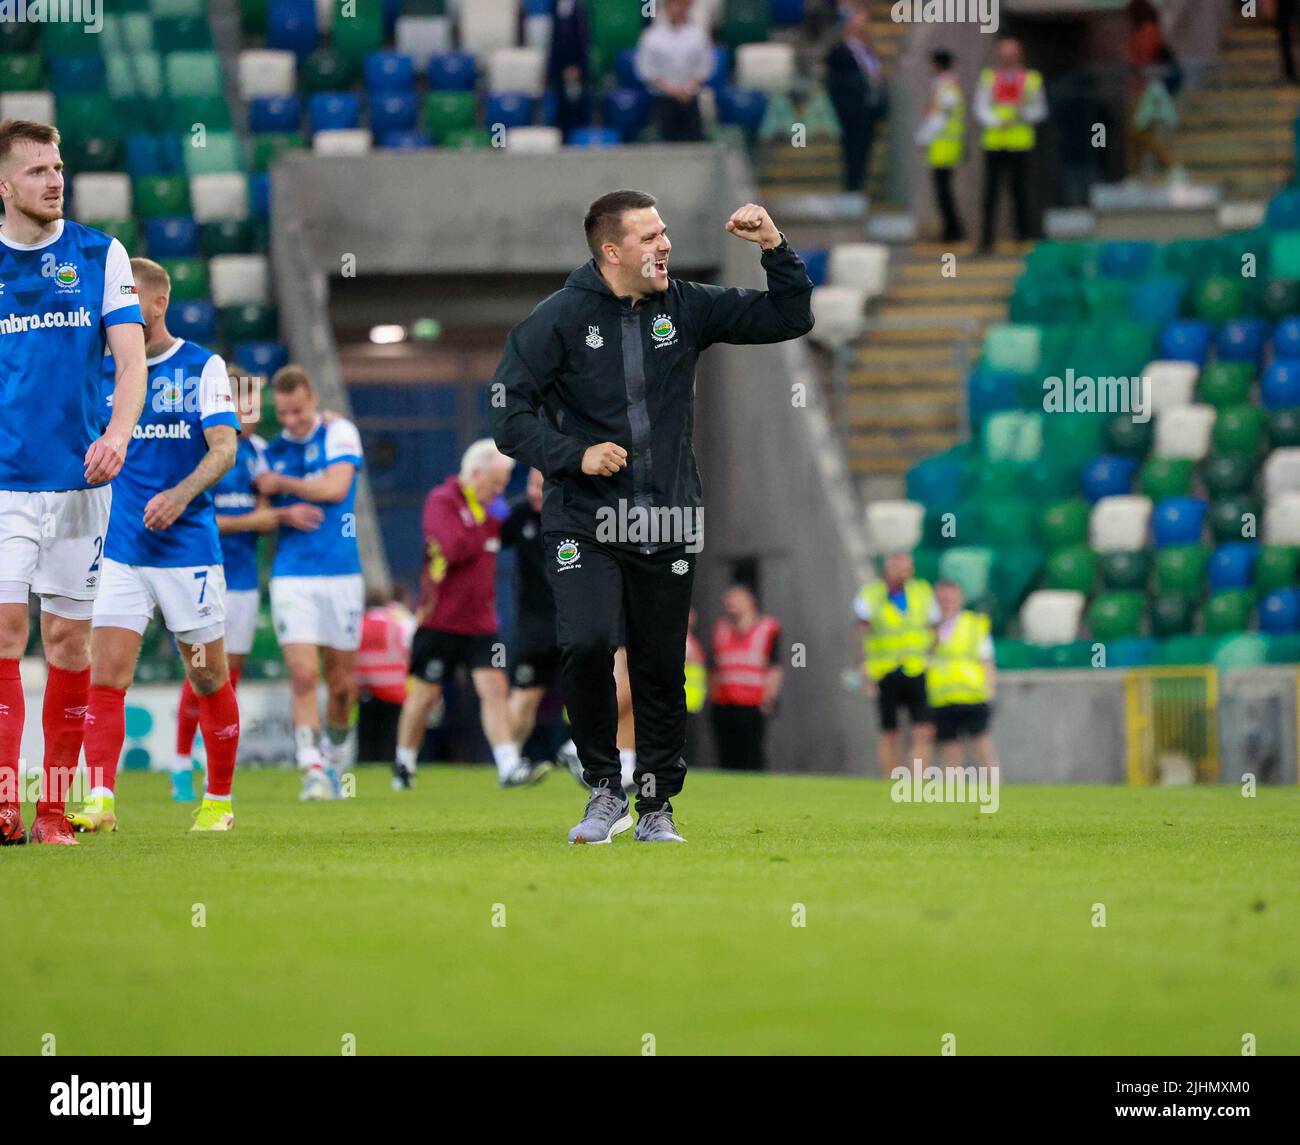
[567,786,632,845]
[500,759,553,789]
[633,805,686,843]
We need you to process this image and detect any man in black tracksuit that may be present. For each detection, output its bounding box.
[490,189,813,844]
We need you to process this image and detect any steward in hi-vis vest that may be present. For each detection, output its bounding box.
[915,50,968,246]
[709,584,782,772]
[929,579,1000,772]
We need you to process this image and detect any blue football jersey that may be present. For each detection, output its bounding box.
[104,338,240,568]
[264,417,364,577]
[212,433,267,592]
[0,220,144,491]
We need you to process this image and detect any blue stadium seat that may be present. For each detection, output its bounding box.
[772,0,806,25]
[267,0,319,56]
[1152,496,1207,547]
[309,92,361,133]
[248,95,302,134]
[428,52,477,91]
[705,46,730,92]
[248,172,271,218]
[1260,587,1300,632]
[126,133,182,177]
[966,368,1020,425]
[615,49,645,91]
[906,452,964,507]
[1098,240,1155,279]
[1262,357,1300,409]
[1216,318,1270,366]
[364,51,415,94]
[718,88,767,137]
[602,87,650,141]
[798,247,829,287]
[1129,275,1185,325]
[1107,636,1155,666]
[1208,542,1258,590]
[539,90,558,126]
[1158,319,1213,366]
[235,340,289,375]
[484,92,535,130]
[48,53,106,93]
[567,126,622,148]
[169,300,218,344]
[379,129,431,150]
[145,216,199,259]
[1082,454,1137,503]
[1266,187,1300,231]
[370,92,419,134]
[1275,315,1300,359]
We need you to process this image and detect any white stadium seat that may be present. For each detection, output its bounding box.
[689,0,722,29]
[189,173,249,223]
[1020,590,1086,645]
[735,43,797,94]
[239,49,296,99]
[314,0,334,32]
[807,286,867,348]
[1264,492,1300,545]
[1090,494,1153,553]
[523,14,552,51]
[72,173,131,222]
[459,0,518,54]
[488,47,545,97]
[312,129,372,156]
[866,500,925,554]
[828,242,890,300]
[2,91,54,124]
[506,126,561,154]
[1264,448,1300,500]
[395,16,452,67]
[1153,403,1216,460]
[1142,360,1199,415]
[209,254,269,308]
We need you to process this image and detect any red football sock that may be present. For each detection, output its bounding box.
[198,681,239,799]
[176,677,201,757]
[83,684,127,797]
[38,665,90,816]
[0,659,24,806]
[228,663,243,691]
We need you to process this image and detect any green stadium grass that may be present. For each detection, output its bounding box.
[4,768,1298,1055]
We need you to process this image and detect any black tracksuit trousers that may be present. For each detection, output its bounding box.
[545,533,695,813]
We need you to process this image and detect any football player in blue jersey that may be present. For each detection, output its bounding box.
[65,259,243,835]
[0,120,147,847]
[256,365,366,801]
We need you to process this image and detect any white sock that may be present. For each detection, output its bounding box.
[396,745,417,773]
[295,726,322,771]
[89,786,114,802]
[492,742,521,781]
[171,752,191,775]
[202,791,230,804]
[619,748,636,791]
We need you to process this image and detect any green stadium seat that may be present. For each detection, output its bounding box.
[1038,325,1074,378]
[982,323,1041,375]
[1153,634,1219,665]
[1010,274,1083,324]
[1072,321,1156,377]
[1212,404,1265,456]
[425,92,477,140]
[1154,544,1209,595]
[63,135,122,172]
[1140,457,1193,501]
[1213,632,1268,671]
[1202,453,1255,497]
[1269,407,1300,448]
[978,498,1037,546]
[1197,361,1254,409]
[1042,412,1107,467]
[220,303,277,341]
[41,19,98,54]
[183,132,243,175]
[153,16,214,53]
[1193,276,1247,322]
[1036,641,1097,669]
[168,96,233,133]
[1255,546,1299,592]
[1261,278,1300,320]
[56,94,122,143]
[975,459,1024,499]
[1106,412,1153,458]
[912,547,941,584]
[720,0,772,50]
[1080,277,1131,320]
[160,258,210,300]
[1265,631,1300,663]
[300,49,358,95]
[1218,228,1270,277]
[201,219,258,257]
[441,128,492,149]
[1157,238,1222,280]
[1022,454,1082,501]
[1209,495,1260,545]
[990,547,1044,622]
[1270,231,1300,280]
[84,217,140,252]
[165,51,223,99]
[1204,589,1255,634]
[248,132,303,173]
[1039,499,1090,549]
[982,411,1042,463]
[1150,593,1197,638]
[334,13,384,69]
[1099,549,1151,591]
[238,0,269,35]
[134,174,191,217]
[106,51,164,100]
[1024,240,1093,278]
[1045,544,1097,593]
[103,13,155,53]
[0,18,39,52]
[1087,591,1145,641]
[994,639,1039,669]
[0,53,42,91]
[938,547,995,601]
[925,499,984,548]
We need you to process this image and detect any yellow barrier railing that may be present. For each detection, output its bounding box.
[1124,666,1220,786]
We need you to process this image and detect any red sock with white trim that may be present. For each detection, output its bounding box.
[198,681,239,799]
[175,677,201,759]
[38,665,90,816]
[83,684,127,798]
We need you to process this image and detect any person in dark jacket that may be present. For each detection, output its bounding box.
[490,188,814,844]
[547,0,591,139]
[825,7,889,193]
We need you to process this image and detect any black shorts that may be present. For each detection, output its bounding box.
[933,702,991,743]
[409,628,500,685]
[511,638,561,689]
[877,669,931,731]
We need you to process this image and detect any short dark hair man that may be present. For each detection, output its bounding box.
[490,188,814,844]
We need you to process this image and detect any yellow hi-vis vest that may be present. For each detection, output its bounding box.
[927,610,992,708]
[928,76,965,169]
[979,68,1042,152]
[684,632,707,714]
[859,579,934,681]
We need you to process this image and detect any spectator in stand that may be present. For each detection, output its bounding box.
[1126,0,1177,176]
[825,6,889,194]
[547,0,591,139]
[635,0,713,144]
[355,585,416,771]
[709,584,783,771]
[975,37,1047,254]
[915,49,967,244]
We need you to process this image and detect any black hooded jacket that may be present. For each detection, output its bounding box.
[489,239,814,553]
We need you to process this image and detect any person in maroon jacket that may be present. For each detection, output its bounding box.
[393,439,550,790]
